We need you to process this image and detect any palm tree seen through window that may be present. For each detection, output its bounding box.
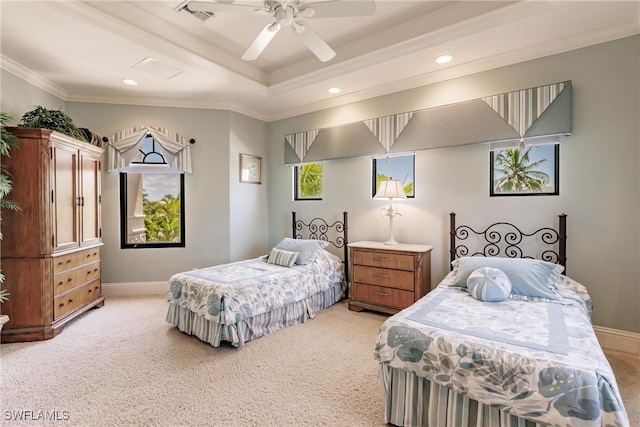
[490,145,559,196]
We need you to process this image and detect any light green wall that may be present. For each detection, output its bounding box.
[0,72,270,283]
[0,70,65,123]
[64,103,252,284]
[2,35,638,333]
[268,35,640,333]
[229,111,269,261]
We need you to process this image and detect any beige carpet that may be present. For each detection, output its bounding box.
[1,296,638,427]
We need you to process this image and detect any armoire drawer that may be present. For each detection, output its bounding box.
[53,247,101,275]
[53,263,101,296]
[54,280,101,320]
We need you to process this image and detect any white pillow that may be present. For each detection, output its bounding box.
[466,267,512,302]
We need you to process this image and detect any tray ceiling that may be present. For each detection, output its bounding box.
[1,1,638,121]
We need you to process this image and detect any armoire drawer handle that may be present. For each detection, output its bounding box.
[375,291,390,296]
[374,273,390,278]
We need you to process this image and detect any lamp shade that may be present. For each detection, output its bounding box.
[374,180,407,199]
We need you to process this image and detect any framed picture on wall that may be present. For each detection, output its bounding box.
[490,144,559,196]
[240,153,262,184]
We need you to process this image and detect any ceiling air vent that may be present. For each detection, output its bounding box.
[176,1,214,22]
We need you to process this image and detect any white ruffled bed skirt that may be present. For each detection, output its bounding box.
[380,364,544,427]
[166,282,344,348]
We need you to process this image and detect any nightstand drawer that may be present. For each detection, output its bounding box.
[353,265,414,290]
[353,250,415,271]
[352,283,414,309]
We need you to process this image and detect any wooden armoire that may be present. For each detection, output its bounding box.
[1,128,104,342]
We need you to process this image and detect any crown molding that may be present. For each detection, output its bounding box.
[1,55,68,100]
[64,93,271,123]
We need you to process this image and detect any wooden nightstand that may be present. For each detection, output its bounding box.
[348,241,433,314]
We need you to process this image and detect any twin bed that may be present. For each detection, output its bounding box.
[374,213,629,427]
[166,210,628,426]
[166,212,348,348]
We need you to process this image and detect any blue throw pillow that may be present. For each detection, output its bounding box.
[453,256,563,301]
[466,267,512,302]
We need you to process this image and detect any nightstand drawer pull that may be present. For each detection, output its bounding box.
[374,257,390,262]
[374,273,390,278]
[375,291,390,296]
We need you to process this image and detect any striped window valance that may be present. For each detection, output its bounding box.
[107,125,193,173]
[284,81,572,165]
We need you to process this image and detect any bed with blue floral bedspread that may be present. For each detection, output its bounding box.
[167,212,348,348]
[373,213,629,427]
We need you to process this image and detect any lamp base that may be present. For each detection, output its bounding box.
[384,238,399,246]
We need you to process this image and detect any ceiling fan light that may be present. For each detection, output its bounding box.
[292,21,305,33]
[297,7,315,18]
[275,5,294,26]
[267,22,281,32]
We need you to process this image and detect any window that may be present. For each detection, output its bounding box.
[119,135,185,248]
[490,145,559,196]
[294,162,323,200]
[120,173,185,248]
[372,154,415,198]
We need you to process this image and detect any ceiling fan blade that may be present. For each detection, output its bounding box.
[186,1,262,15]
[242,23,281,61]
[293,22,336,62]
[303,0,376,18]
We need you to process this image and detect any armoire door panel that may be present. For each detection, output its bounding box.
[51,144,79,252]
[80,154,101,246]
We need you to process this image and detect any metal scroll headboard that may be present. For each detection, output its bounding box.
[291,211,349,280]
[449,212,567,273]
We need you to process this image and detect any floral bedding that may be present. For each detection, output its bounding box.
[374,272,629,427]
[167,249,343,326]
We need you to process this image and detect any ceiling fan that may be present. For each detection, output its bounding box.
[186,0,376,62]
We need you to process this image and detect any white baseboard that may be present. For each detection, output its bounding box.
[594,325,640,355]
[102,281,168,297]
[102,282,640,355]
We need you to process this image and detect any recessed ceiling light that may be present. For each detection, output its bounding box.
[328,87,341,94]
[122,79,138,86]
[435,54,453,64]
